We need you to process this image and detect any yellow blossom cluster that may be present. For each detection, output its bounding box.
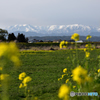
[85,52,90,58]
[19,72,32,88]
[71,33,79,41]
[0,74,9,80]
[84,40,94,58]
[0,67,3,70]
[58,84,70,100]
[63,68,67,73]
[98,69,100,73]
[0,42,20,66]
[58,68,68,81]
[86,35,92,40]
[72,65,92,84]
[59,41,68,49]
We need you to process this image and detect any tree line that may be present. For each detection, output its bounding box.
[0,28,28,42]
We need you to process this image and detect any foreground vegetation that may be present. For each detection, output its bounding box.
[0,33,100,100]
[0,49,99,100]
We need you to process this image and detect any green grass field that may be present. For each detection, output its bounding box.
[1,49,100,100]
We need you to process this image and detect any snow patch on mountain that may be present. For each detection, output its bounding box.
[5,24,100,36]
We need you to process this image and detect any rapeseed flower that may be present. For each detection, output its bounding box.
[0,74,9,80]
[65,79,69,83]
[73,86,76,88]
[84,48,87,52]
[86,35,92,40]
[19,72,32,88]
[85,44,89,48]
[63,68,67,73]
[34,97,38,100]
[91,48,93,51]
[98,69,100,73]
[85,52,90,58]
[61,74,66,79]
[22,76,32,84]
[71,75,73,77]
[58,84,70,100]
[19,83,24,88]
[19,72,26,80]
[0,42,20,66]
[71,33,79,41]
[59,41,68,49]
[72,65,91,84]
[59,41,65,49]
[10,56,20,66]
[58,78,62,81]
[0,67,3,70]
[71,42,74,44]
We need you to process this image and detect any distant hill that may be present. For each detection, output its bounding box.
[28,36,100,42]
[5,24,100,37]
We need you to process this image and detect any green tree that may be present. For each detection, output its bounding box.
[8,33,16,41]
[0,28,8,41]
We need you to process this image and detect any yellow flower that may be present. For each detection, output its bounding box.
[19,83,24,88]
[28,90,30,93]
[71,33,79,41]
[63,46,67,48]
[84,48,87,52]
[34,97,38,100]
[63,68,67,73]
[72,65,91,84]
[85,52,90,58]
[59,41,65,49]
[98,55,100,58]
[59,41,68,49]
[73,86,76,88]
[65,79,69,83]
[61,74,66,79]
[0,42,20,66]
[23,83,27,87]
[65,41,68,44]
[71,42,74,44]
[19,72,26,80]
[86,35,92,40]
[98,69,100,73]
[85,44,89,48]
[0,74,9,80]
[91,48,93,51]
[71,75,73,77]
[58,78,62,81]
[22,76,32,84]
[94,73,97,75]
[58,84,70,100]
[0,67,3,70]
[10,56,20,66]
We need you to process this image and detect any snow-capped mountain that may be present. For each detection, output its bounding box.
[5,24,100,37]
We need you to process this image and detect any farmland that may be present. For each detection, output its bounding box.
[0,48,100,100]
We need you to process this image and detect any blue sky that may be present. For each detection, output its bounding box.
[0,0,100,28]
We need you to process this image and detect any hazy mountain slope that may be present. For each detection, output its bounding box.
[5,24,100,37]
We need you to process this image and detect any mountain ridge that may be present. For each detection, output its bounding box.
[5,24,100,37]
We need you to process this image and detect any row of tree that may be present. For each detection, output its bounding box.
[0,28,28,42]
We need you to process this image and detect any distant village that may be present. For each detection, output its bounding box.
[28,39,84,43]
[1,28,99,43]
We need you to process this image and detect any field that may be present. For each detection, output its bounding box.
[1,48,100,100]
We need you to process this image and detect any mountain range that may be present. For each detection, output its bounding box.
[5,24,100,37]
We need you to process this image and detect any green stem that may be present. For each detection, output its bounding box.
[75,42,79,66]
[25,86,27,99]
[1,66,9,100]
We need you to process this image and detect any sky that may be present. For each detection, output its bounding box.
[0,0,100,29]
